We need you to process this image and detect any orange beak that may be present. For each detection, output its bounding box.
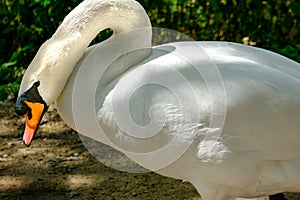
[23,101,46,146]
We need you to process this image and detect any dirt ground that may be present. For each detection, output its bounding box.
[0,101,299,200]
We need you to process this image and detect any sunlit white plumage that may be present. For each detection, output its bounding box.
[17,0,300,199]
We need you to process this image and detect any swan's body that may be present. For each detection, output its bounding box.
[15,0,300,199]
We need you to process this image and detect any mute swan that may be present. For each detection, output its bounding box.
[15,0,300,199]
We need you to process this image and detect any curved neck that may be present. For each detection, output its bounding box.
[52,0,151,59]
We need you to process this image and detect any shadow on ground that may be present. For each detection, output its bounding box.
[0,102,200,200]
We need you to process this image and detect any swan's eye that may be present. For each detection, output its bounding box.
[33,81,40,87]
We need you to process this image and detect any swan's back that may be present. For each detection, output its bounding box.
[200,42,300,160]
[203,42,300,79]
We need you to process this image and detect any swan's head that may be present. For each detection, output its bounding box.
[15,39,76,146]
[14,0,152,146]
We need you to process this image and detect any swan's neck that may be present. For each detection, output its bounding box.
[20,0,151,105]
[52,0,151,51]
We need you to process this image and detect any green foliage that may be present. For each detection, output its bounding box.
[140,0,300,61]
[0,0,81,100]
[0,0,299,100]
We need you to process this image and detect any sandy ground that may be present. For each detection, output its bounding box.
[0,101,299,200]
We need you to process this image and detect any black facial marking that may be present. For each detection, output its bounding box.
[15,82,48,116]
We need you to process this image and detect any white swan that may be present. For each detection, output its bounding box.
[15,0,300,199]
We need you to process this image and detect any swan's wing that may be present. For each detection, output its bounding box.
[97,42,217,170]
[110,41,300,162]
[200,42,300,161]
